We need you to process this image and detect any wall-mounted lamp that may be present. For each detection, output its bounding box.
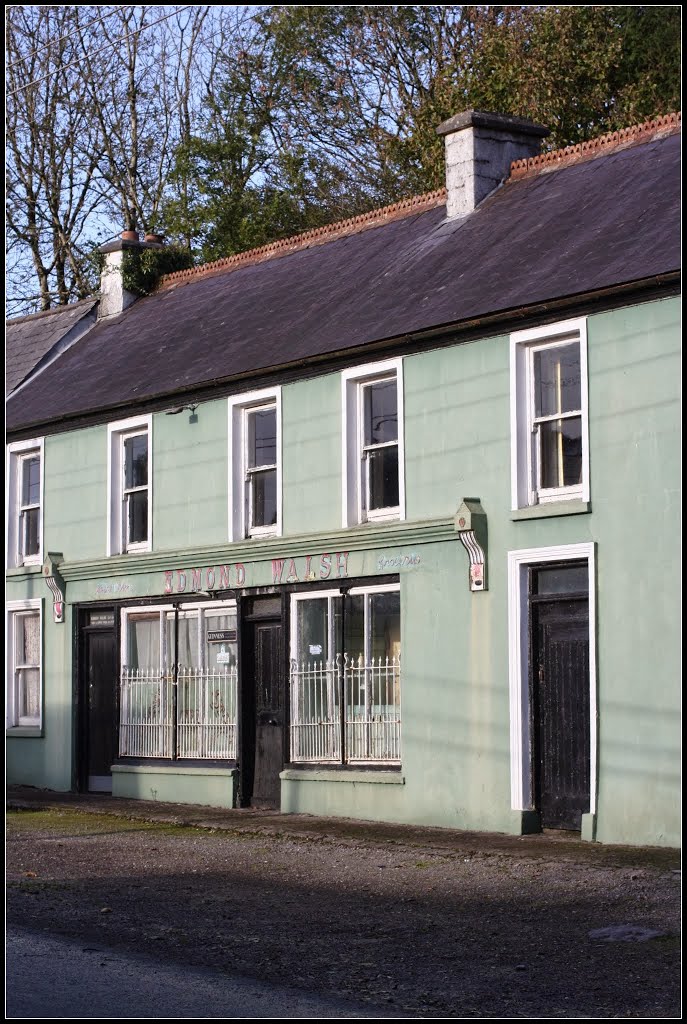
[166,403,198,422]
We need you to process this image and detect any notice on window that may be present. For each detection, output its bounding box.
[216,645,231,665]
[309,644,323,656]
[207,629,237,643]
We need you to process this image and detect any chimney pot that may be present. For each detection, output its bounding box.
[436,110,549,218]
[144,232,164,244]
[121,229,140,242]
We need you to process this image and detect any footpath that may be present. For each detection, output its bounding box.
[6,783,679,869]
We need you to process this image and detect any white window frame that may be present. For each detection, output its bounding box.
[6,438,44,569]
[342,358,405,527]
[228,387,282,542]
[507,542,597,816]
[290,590,342,664]
[121,601,237,670]
[510,317,589,510]
[6,598,43,732]
[107,415,152,556]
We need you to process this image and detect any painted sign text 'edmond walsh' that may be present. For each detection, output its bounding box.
[163,552,350,594]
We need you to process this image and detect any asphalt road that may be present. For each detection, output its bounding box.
[6,927,405,1020]
[5,795,681,1019]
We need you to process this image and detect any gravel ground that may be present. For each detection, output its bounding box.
[5,801,681,1019]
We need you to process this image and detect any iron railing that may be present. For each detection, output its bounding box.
[119,666,238,760]
[290,653,401,764]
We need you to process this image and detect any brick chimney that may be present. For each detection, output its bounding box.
[97,229,164,319]
[436,111,549,219]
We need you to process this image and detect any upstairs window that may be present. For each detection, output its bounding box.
[511,318,589,509]
[7,438,43,568]
[342,359,405,527]
[246,405,278,534]
[228,388,281,541]
[108,416,152,555]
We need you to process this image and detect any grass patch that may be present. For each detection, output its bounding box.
[6,808,212,839]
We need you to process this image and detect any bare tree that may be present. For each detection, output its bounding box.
[6,4,210,315]
[6,6,107,313]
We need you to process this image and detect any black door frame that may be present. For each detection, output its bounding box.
[528,561,590,830]
[75,606,118,793]
[237,591,288,807]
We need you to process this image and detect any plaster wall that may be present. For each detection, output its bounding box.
[6,296,680,846]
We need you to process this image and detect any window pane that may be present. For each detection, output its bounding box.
[127,616,159,669]
[22,456,40,506]
[18,667,40,719]
[534,344,581,417]
[18,613,40,665]
[539,417,582,489]
[534,564,588,595]
[248,408,276,468]
[23,508,40,557]
[171,614,199,669]
[364,379,397,445]
[251,468,277,528]
[204,612,238,671]
[368,446,399,510]
[124,434,148,488]
[127,490,148,543]
[344,594,365,662]
[369,592,401,662]
[296,599,329,664]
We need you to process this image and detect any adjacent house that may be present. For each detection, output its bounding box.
[6,297,98,397]
[6,110,680,848]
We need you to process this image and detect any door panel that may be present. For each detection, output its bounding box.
[533,597,590,830]
[86,631,118,792]
[248,619,283,809]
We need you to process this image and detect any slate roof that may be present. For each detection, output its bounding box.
[6,120,680,434]
[6,297,97,397]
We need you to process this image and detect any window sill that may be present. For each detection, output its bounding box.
[511,500,591,521]
[281,767,404,785]
[6,726,43,738]
[6,564,42,577]
[112,763,237,777]
[109,547,152,557]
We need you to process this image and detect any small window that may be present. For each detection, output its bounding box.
[7,600,42,731]
[228,388,281,541]
[246,405,278,533]
[511,318,589,509]
[107,416,152,555]
[342,360,405,527]
[7,439,43,568]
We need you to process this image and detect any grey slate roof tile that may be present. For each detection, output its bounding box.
[6,133,680,433]
[6,297,98,397]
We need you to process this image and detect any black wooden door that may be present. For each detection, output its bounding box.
[85,630,118,792]
[248,619,283,809]
[531,580,590,830]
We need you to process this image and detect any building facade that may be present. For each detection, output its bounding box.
[6,112,681,847]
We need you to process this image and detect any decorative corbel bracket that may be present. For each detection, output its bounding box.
[42,552,66,623]
[454,499,488,592]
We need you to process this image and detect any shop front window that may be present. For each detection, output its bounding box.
[289,586,401,764]
[119,603,237,760]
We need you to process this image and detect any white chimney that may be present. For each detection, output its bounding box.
[436,110,549,219]
[97,229,164,319]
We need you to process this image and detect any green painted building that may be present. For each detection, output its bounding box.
[6,112,681,848]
